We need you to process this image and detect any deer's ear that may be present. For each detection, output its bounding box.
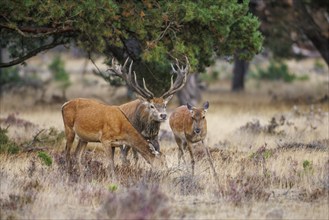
[164,95,173,105]
[203,101,209,112]
[187,103,193,111]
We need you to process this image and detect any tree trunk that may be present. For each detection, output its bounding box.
[294,1,329,66]
[232,56,249,91]
[177,74,202,106]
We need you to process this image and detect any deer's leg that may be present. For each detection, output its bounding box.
[150,139,160,152]
[186,142,195,176]
[103,142,116,178]
[132,148,139,165]
[64,125,75,171]
[202,140,219,184]
[74,139,88,171]
[120,145,130,165]
[174,136,186,166]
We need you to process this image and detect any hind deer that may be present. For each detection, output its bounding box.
[169,102,209,176]
[109,58,189,164]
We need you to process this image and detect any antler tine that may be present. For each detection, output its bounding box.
[131,71,154,99]
[142,78,155,97]
[161,57,189,99]
[107,57,154,99]
[123,57,130,69]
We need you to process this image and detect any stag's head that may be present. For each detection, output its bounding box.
[108,57,189,122]
[187,101,209,136]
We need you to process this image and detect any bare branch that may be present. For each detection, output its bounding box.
[0,40,66,68]
[0,23,74,38]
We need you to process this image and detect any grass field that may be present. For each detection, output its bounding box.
[0,56,328,219]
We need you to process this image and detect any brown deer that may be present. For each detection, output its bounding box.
[108,58,189,164]
[62,98,165,175]
[169,102,209,175]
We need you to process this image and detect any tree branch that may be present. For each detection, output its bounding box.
[0,40,67,68]
[0,23,74,38]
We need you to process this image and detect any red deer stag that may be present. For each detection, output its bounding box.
[169,102,209,175]
[109,57,189,164]
[62,98,166,175]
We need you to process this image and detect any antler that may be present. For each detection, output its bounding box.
[161,56,189,99]
[107,58,154,99]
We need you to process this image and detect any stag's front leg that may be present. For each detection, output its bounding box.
[120,145,130,165]
[103,141,116,178]
[132,148,139,166]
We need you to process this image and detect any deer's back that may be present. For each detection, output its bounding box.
[62,98,127,142]
[169,105,189,137]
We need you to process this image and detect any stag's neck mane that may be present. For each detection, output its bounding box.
[120,100,160,140]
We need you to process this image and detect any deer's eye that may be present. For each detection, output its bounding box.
[150,105,155,109]
[202,116,205,119]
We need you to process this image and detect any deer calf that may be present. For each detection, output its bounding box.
[169,101,209,175]
[62,98,165,175]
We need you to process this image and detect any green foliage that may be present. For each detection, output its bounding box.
[0,1,263,94]
[302,160,313,172]
[251,60,308,83]
[6,144,20,154]
[0,142,20,155]
[49,56,70,84]
[37,151,52,167]
[0,127,9,145]
[0,127,20,154]
[200,70,220,83]
[48,56,71,97]
[108,183,118,192]
[0,67,21,86]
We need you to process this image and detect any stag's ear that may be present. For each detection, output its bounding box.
[187,103,193,111]
[203,101,209,112]
[164,95,173,105]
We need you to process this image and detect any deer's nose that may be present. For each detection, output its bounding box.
[195,128,201,134]
[160,113,167,120]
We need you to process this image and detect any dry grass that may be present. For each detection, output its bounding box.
[1,57,328,219]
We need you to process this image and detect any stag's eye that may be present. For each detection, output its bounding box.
[150,105,155,109]
[202,116,205,119]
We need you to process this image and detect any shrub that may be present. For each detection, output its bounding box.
[0,127,20,154]
[38,151,53,166]
[48,56,71,99]
[0,67,21,87]
[0,126,9,145]
[251,60,308,83]
[108,184,118,192]
[302,160,313,173]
